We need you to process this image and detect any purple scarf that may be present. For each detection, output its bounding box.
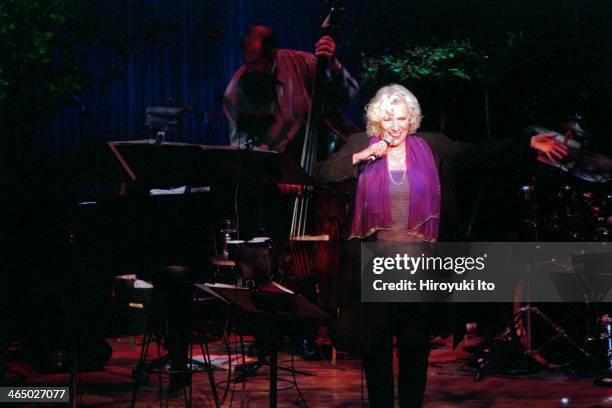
[349,134,441,241]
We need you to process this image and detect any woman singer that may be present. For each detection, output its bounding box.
[314,83,568,407]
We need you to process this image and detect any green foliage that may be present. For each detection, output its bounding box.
[361,40,485,85]
[0,0,86,124]
[0,0,180,130]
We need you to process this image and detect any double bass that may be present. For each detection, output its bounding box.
[284,0,353,311]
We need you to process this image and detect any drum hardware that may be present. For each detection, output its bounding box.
[514,305,595,368]
[513,253,612,372]
[471,322,542,382]
[519,123,612,241]
[474,252,611,381]
[520,172,612,241]
[473,261,579,381]
[219,219,237,259]
[593,314,612,387]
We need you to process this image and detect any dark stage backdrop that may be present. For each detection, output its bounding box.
[2,0,610,356]
[35,0,612,157]
[39,0,333,155]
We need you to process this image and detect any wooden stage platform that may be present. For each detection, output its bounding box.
[5,334,612,407]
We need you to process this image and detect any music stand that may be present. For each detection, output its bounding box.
[107,139,312,190]
[196,283,328,408]
[106,140,311,405]
[570,253,612,303]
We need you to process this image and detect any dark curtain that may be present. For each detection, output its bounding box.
[39,0,323,155]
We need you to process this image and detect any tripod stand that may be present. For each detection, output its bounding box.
[232,328,314,384]
[474,251,612,381]
[594,314,612,387]
[197,283,328,408]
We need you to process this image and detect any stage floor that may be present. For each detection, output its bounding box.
[6,334,612,407]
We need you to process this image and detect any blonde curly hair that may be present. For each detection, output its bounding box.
[365,84,422,137]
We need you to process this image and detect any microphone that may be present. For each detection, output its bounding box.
[367,135,395,162]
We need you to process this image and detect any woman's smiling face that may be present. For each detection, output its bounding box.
[380,102,411,147]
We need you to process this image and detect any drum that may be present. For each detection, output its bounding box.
[525,169,612,241]
[229,238,276,287]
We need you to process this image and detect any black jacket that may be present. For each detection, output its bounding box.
[315,131,537,241]
[313,131,537,351]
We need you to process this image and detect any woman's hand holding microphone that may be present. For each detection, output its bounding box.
[352,136,394,165]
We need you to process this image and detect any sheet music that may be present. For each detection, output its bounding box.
[195,283,243,303]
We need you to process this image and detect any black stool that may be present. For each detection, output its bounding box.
[130,265,220,408]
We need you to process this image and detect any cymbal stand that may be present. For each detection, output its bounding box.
[595,314,612,387]
[514,305,595,363]
[473,326,515,382]
[473,263,537,382]
[232,317,315,384]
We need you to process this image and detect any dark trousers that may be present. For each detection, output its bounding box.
[362,303,432,408]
